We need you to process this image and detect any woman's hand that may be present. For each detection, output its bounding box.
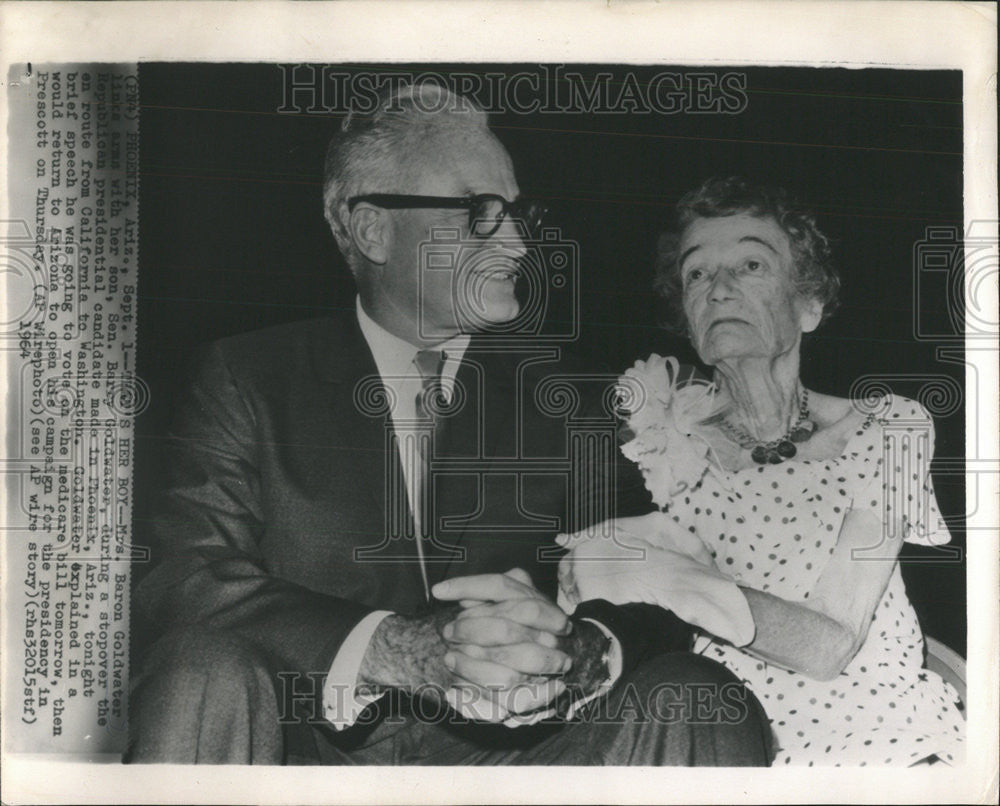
[556,512,755,647]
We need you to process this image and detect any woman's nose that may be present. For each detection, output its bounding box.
[708,266,738,302]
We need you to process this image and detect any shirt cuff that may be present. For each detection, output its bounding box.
[323,610,393,730]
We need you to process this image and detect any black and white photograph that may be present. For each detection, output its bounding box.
[1,2,996,804]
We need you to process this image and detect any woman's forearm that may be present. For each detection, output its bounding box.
[738,587,856,681]
[731,510,901,680]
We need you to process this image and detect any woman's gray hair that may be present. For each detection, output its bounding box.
[322,82,489,274]
[654,176,841,335]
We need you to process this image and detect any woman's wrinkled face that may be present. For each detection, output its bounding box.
[678,214,821,366]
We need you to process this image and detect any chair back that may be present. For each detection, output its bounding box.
[924,636,966,718]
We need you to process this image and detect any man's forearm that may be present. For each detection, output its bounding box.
[357,606,459,693]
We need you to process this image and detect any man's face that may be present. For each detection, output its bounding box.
[377,126,527,342]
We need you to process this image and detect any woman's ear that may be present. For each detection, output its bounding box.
[798,296,823,334]
[348,204,389,265]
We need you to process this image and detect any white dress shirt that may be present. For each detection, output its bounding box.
[323,297,620,729]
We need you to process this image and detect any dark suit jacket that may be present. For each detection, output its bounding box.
[134,312,691,697]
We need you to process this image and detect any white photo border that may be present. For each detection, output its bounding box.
[1,1,996,804]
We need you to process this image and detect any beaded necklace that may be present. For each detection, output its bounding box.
[717,388,816,465]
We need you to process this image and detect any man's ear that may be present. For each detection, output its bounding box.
[798,296,823,334]
[348,204,390,265]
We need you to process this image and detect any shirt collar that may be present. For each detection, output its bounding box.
[356,296,470,385]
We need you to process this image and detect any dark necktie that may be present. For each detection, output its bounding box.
[413,349,447,600]
[414,349,447,422]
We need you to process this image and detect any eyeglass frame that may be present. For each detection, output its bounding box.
[346,193,547,239]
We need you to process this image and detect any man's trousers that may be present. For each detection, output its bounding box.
[125,627,774,766]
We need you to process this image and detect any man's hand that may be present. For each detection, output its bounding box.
[432,568,609,720]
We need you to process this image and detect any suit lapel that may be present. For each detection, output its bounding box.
[320,315,392,514]
[317,315,425,597]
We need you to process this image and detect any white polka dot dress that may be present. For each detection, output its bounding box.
[665,394,966,766]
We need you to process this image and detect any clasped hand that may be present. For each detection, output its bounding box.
[432,568,573,723]
[556,511,756,647]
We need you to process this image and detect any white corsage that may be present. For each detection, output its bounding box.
[617,354,715,509]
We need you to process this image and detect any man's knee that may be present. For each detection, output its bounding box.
[621,653,758,725]
[128,628,283,763]
[593,652,773,766]
[134,627,275,699]
[626,651,744,692]
[618,653,764,723]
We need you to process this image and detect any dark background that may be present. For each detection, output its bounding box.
[136,63,966,654]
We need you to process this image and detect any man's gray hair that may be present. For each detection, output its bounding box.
[322,82,489,275]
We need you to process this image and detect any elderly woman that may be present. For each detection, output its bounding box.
[558,177,964,766]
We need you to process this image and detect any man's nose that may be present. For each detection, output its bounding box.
[490,214,528,258]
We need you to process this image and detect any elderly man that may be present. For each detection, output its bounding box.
[127,82,772,765]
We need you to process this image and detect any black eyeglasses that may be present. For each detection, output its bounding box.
[347,194,547,239]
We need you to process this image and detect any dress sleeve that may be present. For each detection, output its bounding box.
[853,395,951,546]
